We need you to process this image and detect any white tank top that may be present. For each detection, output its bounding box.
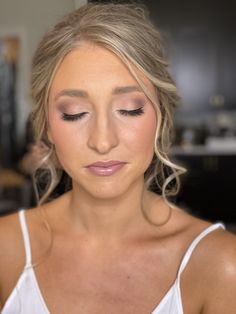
[1,209,225,314]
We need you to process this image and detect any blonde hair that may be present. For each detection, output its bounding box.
[31,2,186,212]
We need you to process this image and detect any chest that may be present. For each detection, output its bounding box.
[32,243,202,314]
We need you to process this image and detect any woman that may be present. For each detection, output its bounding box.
[0,3,236,313]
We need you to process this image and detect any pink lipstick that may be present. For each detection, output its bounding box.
[86,160,126,176]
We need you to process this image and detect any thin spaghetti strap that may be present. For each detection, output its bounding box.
[18,209,32,268]
[177,222,225,277]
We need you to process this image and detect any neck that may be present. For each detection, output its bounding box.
[66,180,152,242]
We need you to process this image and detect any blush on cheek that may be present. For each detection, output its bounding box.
[134,114,157,150]
[53,131,76,155]
[48,114,73,143]
[49,119,85,171]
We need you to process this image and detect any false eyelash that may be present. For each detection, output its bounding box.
[62,112,88,121]
[119,107,144,116]
[61,107,144,121]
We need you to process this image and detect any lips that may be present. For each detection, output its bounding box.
[88,160,124,167]
[86,160,126,176]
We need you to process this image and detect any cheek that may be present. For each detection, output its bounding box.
[124,113,157,155]
[48,115,83,162]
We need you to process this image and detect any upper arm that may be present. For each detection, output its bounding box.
[202,230,236,313]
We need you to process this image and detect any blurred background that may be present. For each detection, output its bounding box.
[0,0,235,231]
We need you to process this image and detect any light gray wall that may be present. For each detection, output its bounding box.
[0,0,87,145]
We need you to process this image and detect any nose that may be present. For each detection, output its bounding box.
[87,113,119,154]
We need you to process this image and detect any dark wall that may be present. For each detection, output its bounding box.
[146,0,236,113]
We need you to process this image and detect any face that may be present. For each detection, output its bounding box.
[47,42,157,199]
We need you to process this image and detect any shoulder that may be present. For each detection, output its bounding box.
[0,211,23,259]
[0,210,26,263]
[194,224,236,273]
[0,211,25,304]
[191,224,236,313]
[0,207,49,308]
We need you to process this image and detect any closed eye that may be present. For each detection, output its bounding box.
[61,107,144,121]
[118,107,144,116]
[61,112,88,121]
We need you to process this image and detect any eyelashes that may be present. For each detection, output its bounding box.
[61,107,145,121]
[119,107,144,116]
[62,112,88,121]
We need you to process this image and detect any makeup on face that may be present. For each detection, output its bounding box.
[54,89,149,122]
[47,44,157,198]
[85,160,127,176]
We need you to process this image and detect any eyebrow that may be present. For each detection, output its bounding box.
[112,86,142,94]
[54,85,143,101]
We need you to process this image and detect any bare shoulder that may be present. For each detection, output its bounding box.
[0,211,24,262]
[175,207,236,274]
[0,211,25,305]
[0,203,55,309]
[172,207,236,313]
[203,227,236,305]
[189,220,236,313]
[192,220,236,272]
[197,224,236,274]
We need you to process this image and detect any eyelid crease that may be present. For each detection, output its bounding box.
[61,106,145,122]
[56,96,146,111]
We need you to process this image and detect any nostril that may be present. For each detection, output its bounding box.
[87,128,118,153]
[87,116,119,153]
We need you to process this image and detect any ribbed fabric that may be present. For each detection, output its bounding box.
[1,209,225,314]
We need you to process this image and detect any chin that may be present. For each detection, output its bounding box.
[85,181,129,200]
[73,175,140,200]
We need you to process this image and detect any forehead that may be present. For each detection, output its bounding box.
[49,42,155,96]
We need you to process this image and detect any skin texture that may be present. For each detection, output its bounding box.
[0,42,236,314]
[47,42,159,239]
